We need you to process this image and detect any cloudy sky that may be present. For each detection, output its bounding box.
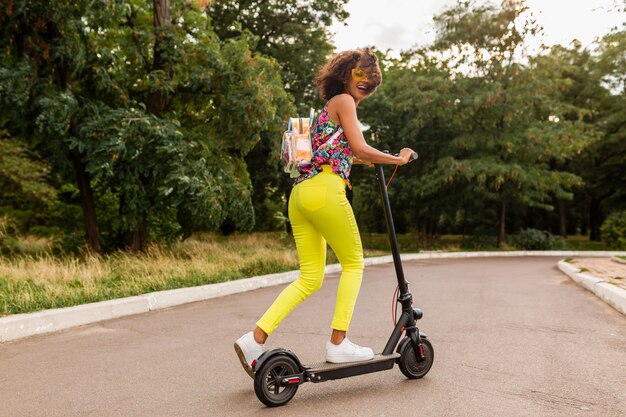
[329,0,625,55]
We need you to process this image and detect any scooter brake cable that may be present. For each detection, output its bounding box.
[386,165,399,189]
[391,284,399,326]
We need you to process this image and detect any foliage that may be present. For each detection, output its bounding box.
[0,131,75,252]
[0,0,293,251]
[459,234,499,250]
[600,211,626,250]
[207,0,349,233]
[0,0,623,254]
[512,228,565,250]
[352,1,613,248]
[0,135,55,233]
[424,0,595,246]
[534,28,626,241]
[0,133,56,206]
[355,49,463,234]
[207,0,348,112]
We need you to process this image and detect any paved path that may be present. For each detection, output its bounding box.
[570,258,626,290]
[1,257,625,417]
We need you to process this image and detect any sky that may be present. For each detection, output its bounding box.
[329,0,625,55]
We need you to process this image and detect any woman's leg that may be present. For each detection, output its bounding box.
[299,171,371,362]
[307,181,364,334]
[255,185,327,336]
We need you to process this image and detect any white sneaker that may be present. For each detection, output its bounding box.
[326,338,374,363]
[234,331,265,378]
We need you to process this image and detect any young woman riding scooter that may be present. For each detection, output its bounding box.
[234,47,416,377]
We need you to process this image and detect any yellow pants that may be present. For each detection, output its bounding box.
[256,166,364,335]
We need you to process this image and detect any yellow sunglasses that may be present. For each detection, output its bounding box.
[351,68,369,82]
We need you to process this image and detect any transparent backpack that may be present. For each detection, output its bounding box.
[281,109,347,178]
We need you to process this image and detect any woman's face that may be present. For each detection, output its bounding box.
[345,67,376,103]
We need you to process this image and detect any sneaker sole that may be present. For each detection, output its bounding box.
[233,342,256,379]
[326,354,375,364]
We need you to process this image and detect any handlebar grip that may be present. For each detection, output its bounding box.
[388,150,418,162]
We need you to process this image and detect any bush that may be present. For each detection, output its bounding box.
[460,234,498,250]
[600,211,626,250]
[0,214,69,256]
[513,228,565,250]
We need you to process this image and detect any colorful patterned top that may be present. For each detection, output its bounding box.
[293,102,354,188]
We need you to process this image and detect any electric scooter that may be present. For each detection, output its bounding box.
[252,153,434,407]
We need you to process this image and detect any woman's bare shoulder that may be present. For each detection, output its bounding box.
[329,93,354,106]
[328,94,356,113]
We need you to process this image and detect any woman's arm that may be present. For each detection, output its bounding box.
[330,94,414,165]
[353,157,373,166]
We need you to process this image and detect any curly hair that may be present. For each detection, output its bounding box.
[316,48,382,101]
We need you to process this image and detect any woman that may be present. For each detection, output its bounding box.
[235,48,415,378]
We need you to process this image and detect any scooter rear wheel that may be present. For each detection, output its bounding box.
[399,337,434,379]
[254,355,299,407]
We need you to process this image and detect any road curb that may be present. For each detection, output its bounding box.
[557,260,626,315]
[0,296,149,343]
[612,255,626,265]
[2,250,625,343]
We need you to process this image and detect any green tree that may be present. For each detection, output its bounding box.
[577,25,626,240]
[355,49,463,242]
[207,0,348,112]
[419,0,593,246]
[0,131,57,237]
[0,0,291,252]
[207,0,348,232]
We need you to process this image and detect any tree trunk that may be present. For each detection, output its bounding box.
[498,200,507,247]
[119,0,171,252]
[57,46,102,253]
[589,197,603,241]
[147,0,171,117]
[462,206,468,236]
[542,209,550,233]
[127,216,148,252]
[72,151,102,253]
[581,221,587,236]
[420,220,428,248]
[558,199,567,238]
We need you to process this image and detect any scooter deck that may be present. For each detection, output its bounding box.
[304,353,400,383]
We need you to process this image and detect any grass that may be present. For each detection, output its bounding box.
[0,232,388,316]
[0,233,301,316]
[563,235,610,251]
[0,232,613,316]
[360,232,423,252]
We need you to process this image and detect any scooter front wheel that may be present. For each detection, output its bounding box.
[254,355,299,407]
[398,337,434,379]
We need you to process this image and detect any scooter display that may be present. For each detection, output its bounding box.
[252,153,434,407]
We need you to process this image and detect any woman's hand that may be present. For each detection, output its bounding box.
[398,148,416,165]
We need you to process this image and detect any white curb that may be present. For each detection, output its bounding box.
[557,260,626,315]
[612,255,626,265]
[0,296,149,342]
[2,251,625,343]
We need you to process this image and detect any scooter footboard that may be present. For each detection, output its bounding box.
[305,353,400,383]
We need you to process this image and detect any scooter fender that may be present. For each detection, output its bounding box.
[253,348,305,373]
[395,332,429,355]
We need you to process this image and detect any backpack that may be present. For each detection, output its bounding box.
[281,115,313,178]
[281,110,343,178]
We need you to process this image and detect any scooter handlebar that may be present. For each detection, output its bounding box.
[389,151,419,162]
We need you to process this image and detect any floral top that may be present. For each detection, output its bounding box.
[293,102,354,188]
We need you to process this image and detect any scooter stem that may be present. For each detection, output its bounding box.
[374,163,409,295]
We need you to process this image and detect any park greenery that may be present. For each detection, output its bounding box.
[0,0,624,268]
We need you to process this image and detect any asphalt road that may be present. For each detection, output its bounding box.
[1,257,625,417]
